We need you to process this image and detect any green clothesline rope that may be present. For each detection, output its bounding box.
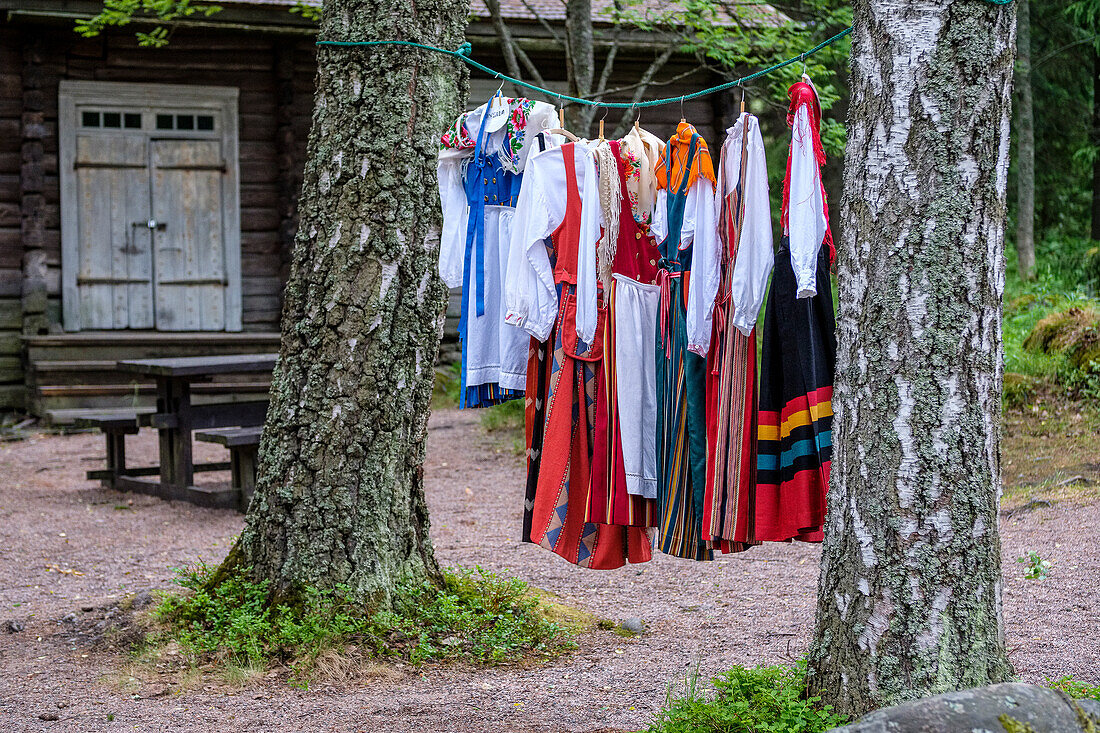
[318,28,852,109]
[315,0,1011,109]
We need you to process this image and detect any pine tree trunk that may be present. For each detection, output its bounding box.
[220,0,469,608]
[1015,0,1035,279]
[807,0,1016,717]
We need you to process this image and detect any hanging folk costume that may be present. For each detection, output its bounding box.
[698,112,774,549]
[438,94,556,408]
[650,123,720,561]
[506,140,652,569]
[755,78,837,543]
[585,138,663,530]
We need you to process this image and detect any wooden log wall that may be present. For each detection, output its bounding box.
[0,23,319,343]
[0,36,25,407]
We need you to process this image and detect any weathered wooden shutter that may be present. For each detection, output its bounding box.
[74,134,154,329]
[151,139,227,331]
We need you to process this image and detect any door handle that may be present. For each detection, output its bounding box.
[133,219,167,231]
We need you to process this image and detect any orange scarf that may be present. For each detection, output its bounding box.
[655,122,716,192]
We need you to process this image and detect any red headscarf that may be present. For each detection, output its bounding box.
[781,80,835,265]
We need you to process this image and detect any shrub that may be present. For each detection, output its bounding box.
[152,563,574,675]
[1050,676,1100,701]
[648,661,849,733]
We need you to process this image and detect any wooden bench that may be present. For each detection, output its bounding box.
[195,426,262,511]
[76,411,156,490]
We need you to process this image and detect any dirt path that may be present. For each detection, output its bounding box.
[0,408,1097,732]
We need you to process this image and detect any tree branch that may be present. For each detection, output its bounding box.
[609,45,677,138]
[484,0,550,95]
[516,0,565,43]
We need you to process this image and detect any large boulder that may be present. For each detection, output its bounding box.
[830,683,1100,733]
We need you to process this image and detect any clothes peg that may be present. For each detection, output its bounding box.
[559,107,565,128]
[680,96,686,124]
[631,104,641,134]
[739,85,746,115]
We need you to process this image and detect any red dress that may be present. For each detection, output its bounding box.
[523,143,652,569]
[587,140,661,529]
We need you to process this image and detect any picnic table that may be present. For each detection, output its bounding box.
[108,353,277,506]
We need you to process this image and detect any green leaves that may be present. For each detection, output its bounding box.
[151,563,573,677]
[648,660,849,733]
[678,0,852,157]
[74,0,223,47]
[1016,549,1052,579]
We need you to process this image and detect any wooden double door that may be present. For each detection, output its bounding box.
[60,82,242,332]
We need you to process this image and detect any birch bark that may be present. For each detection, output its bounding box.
[217,0,469,609]
[807,0,1016,716]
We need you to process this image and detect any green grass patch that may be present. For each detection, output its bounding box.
[1050,676,1100,701]
[647,661,848,733]
[150,563,575,679]
[432,362,462,409]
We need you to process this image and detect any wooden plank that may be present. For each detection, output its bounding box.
[240,207,279,232]
[195,425,262,447]
[241,257,281,278]
[117,354,277,377]
[151,138,226,331]
[74,134,154,330]
[0,299,22,330]
[0,330,21,355]
[241,231,278,254]
[243,294,281,313]
[0,383,24,408]
[242,276,281,296]
[0,175,20,202]
[150,400,268,429]
[240,183,279,209]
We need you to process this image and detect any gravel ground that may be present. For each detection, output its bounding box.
[0,408,1097,733]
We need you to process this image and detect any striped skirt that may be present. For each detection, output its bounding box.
[655,274,715,560]
[523,285,652,569]
[756,242,835,542]
[703,291,758,550]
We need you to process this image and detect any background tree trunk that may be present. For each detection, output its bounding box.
[1016,0,1035,279]
[220,0,469,608]
[807,0,1016,717]
[1091,48,1100,241]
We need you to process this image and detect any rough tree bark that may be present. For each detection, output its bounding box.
[807,0,1016,717]
[1016,0,1035,279]
[1092,48,1100,241]
[216,0,469,608]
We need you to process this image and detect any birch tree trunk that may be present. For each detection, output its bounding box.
[216,0,469,608]
[807,0,1016,716]
[1015,0,1035,279]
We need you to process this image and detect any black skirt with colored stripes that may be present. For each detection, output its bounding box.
[755,239,836,543]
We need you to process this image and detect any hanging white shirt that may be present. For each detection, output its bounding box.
[787,103,829,298]
[435,100,556,392]
[504,141,601,344]
[717,113,774,337]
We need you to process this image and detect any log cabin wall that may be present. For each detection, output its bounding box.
[0,20,318,410]
[0,14,734,413]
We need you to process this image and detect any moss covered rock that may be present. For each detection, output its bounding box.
[829,683,1100,733]
[1023,307,1100,355]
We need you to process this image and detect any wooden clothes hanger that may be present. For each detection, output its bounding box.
[547,101,580,142]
